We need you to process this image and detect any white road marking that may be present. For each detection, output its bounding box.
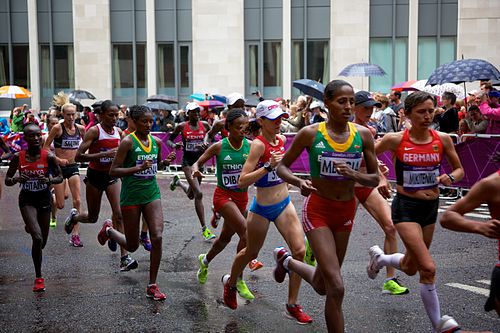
[477,280,491,286]
[445,283,489,297]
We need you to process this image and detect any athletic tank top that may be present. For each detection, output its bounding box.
[216,137,250,192]
[254,135,285,188]
[88,124,121,172]
[18,149,50,192]
[53,124,81,150]
[309,122,363,180]
[395,129,443,192]
[182,121,206,154]
[120,133,160,206]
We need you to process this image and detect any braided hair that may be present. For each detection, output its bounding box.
[324,80,353,102]
[100,100,117,114]
[128,105,151,120]
[224,108,247,131]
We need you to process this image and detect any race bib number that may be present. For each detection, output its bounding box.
[186,140,203,152]
[222,169,241,190]
[267,170,281,183]
[319,151,362,180]
[134,159,158,179]
[402,165,440,191]
[61,139,81,149]
[21,179,48,192]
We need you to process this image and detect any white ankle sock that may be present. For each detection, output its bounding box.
[378,253,404,270]
[202,255,209,266]
[419,283,441,330]
[283,256,291,271]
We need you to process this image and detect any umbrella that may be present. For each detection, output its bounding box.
[338,63,387,77]
[196,100,225,109]
[0,85,32,99]
[244,96,261,107]
[426,59,500,86]
[492,79,500,86]
[68,89,96,100]
[391,80,419,92]
[144,101,173,111]
[147,94,178,104]
[292,79,325,101]
[91,100,103,109]
[189,93,206,101]
[211,94,227,104]
[422,83,465,100]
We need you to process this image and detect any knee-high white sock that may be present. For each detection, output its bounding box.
[420,283,441,330]
[377,253,404,270]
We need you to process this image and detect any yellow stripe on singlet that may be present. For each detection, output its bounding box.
[131,133,153,154]
[318,122,357,152]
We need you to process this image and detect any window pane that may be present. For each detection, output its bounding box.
[417,37,437,79]
[136,44,147,99]
[307,40,329,84]
[394,38,407,84]
[54,45,74,90]
[263,41,282,98]
[179,45,189,88]
[291,41,303,98]
[40,45,51,97]
[12,45,30,89]
[439,37,455,66]
[112,44,133,97]
[248,44,259,94]
[0,45,9,86]
[369,38,392,93]
[158,44,175,92]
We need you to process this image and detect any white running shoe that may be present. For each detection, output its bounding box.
[436,315,460,333]
[367,245,383,280]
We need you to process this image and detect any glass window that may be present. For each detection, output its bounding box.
[112,44,133,97]
[394,38,407,85]
[307,40,329,84]
[369,37,407,93]
[439,37,455,66]
[158,43,175,95]
[136,43,147,99]
[54,45,74,91]
[248,44,259,95]
[12,45,30,89]
[0,45,9,86]
[417,37,437,80]
[291,41,303,98]
[179,45,190,88]
[263,41,282,98]
[40,45,51,97]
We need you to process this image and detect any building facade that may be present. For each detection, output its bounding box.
[0,0,499,111]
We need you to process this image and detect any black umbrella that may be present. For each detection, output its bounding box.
[68,89,96,100]
[91,100,103,109]
[244,96,261,107]
[426,59,500,86]
[144,101,173,111]
[292,79,325,101]
[492,79,500,86]
[147,94,178,104]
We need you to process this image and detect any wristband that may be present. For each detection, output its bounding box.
[447,173,455,183]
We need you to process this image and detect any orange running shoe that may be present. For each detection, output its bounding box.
[248,259,264,271]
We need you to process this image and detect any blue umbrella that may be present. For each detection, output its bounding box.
[211,94,227,104]
[293,79,325,101]
[338,63,386,77]
[426,59,500,86]
[144,101,173,111]
[189,93,206,101]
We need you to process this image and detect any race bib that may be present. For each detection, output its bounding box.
[402,165,440,191]
[21,179,48,192]
[186,140,203,152]
[222,169,241,190]
[134,159,158,179]
[319,151,362,180]
[267,169,281,183]
[99,149,114,164]
[61,138,81,149]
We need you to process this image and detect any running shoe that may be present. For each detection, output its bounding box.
[107,239,118,252]
[197,254,209,284]
[202,228,216,241]
[236,279,255,300]
[33,277,45,292]
[120,255,138,271]
[367,245,383,279]
[273,247,290,283]
[140,233,152,252]
[304,238,316,267]
[64,208,78,234]
[97,219,113,246]
[170,174,180,191]
[222,274,237,310]
[248,259,264,271]
[49,217,57,229]
[210,205,221,228]
[146,284,167,301]
[70,234,83,247]
[285,304,313,325]
[436,315,460,333]
[382,278,409,295]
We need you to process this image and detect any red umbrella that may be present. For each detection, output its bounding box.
[391,80,419,92]
[196,100,224,109]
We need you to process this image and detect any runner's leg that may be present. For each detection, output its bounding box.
[141,199,163,285]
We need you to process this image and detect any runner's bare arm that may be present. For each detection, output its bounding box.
[237,139,268,188]
[4,154,21,186]
[204,120,224,144]
[109,136,146,177]
[154,136,175,170]
[374,132,401,155]
[437,133,464,186]
[192,142,222,179]
[348,127,379,187]
[47,152,63,185]
[75,127,106,162]
[42,124,61,150]
[167,123,183,149]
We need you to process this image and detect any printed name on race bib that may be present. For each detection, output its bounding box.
[267,170,281,183]
[61,139,81,149]
[21,179,48,191]
[402,165,440,191]
[186,140,203,152]
[134,154,158,179]
[99,149,113,164]
[319,151,362,180]
[222,168,241,190]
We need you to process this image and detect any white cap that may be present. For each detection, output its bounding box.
[309,101,324,110]
[256,100,289,120]
[186,102,203,113]
[226,92,245,106]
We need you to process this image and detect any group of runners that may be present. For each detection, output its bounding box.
[2,82,499,333]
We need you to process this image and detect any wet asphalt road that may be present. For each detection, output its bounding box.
[0,170,498,333]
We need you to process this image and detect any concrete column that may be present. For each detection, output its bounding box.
[146,0,156,97]
[330,0,370,90]
[72,0,112,101]
[192,0,245,95]
[282,0,291,100]
[27,0,40,110]
[408,0,419,80]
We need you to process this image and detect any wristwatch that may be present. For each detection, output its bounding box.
[263,162,274,172]
[447,173,455,183]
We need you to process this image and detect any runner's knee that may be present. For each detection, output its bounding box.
[194,191,203,201]
[383,223,397,239]
[290,244,305,262]
[72,198,81,210]
[150,234,162,248]
[419,262,436,281]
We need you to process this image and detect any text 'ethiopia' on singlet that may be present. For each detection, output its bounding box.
[53,124,81,150]
[309,122,363,181]
[254,135,285,188]
[216,137,250,192]
[182,121,206,154]
[120,133,160,206]
[88,124,121,171]
[18,149,50,192]
[395,129,443,192]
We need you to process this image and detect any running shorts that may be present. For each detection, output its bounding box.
[249,196,290,222]
[85,167,118,192]
[213,186,248,213]
[182,152,203,168]
[302,192,356,233]
[19,190,51,212]
[354,186,375,204]
[391,193,439,227]
[61,163,80,179]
